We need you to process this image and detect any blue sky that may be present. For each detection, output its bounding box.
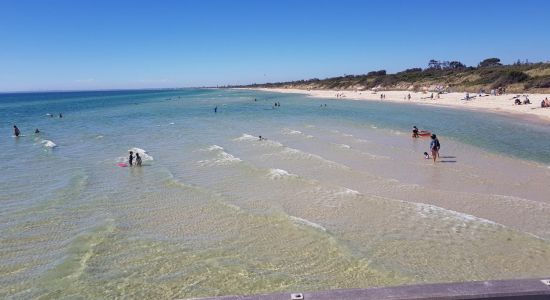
[1,0,549,91]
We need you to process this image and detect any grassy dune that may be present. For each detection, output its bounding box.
[239,60,550,94]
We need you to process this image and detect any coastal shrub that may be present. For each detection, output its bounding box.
[234,61,550,92]
[367,70,386,76]
[491,71,529,88]
[397,68,422,74]
[478,58,502,68]
[525,75,550,89]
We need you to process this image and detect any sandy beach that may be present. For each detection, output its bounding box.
[249,88,550,123]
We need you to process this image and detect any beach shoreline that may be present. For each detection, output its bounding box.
[243,88,550,124]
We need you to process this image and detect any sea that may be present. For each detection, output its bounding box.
[1,88,550,299]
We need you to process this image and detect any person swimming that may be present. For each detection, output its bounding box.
[259,135,266,141]
[128,151,134,166]
[13,125,20,137]
[135,153,142,166]
[35,128,40,134]
[59,113,63,118]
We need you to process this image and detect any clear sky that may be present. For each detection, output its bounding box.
[1,0,550,91]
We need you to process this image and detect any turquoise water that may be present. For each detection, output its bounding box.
[2,89,549,164]
[1,89,550,299]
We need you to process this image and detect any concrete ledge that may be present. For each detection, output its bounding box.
[190,277,550,300]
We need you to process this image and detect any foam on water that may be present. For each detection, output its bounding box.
[415,202,500,227]
[199,145,242,166]
[334,187,361,197]
[267,168,297,180]
[282,128,303,135]
[234,133,284,147]
[207,145,224,151]
[278,147,350,169]
[233,133,257,141]
[41,140,57,148]
[290,216,327,232]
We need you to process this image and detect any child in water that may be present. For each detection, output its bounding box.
[135,153,142,166]
[128,151,134,166]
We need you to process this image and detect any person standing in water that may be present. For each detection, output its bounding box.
[412,126,419,138]
[128,151,134,166]
[35,128,40,134]
[135,153,142,166]
[214,106,218,113]
[430,134,440,163]
[59,113,63,118]
[13,125,20,137]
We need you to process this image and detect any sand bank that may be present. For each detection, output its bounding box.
[249,88,550,123]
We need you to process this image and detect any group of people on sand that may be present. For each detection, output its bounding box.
[541,97,550,108]
[412,126,441,163]
[128,151,142,167]
[513,95,531,105]
[336,93,345,98]
[511,95,550,107]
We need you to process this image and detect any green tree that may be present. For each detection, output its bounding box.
[478,58,502,68]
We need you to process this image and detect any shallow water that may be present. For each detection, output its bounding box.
[1,89,550,299]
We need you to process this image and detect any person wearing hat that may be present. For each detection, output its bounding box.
[430,134,440,163]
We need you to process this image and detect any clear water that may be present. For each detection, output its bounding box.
[1,89,550,299]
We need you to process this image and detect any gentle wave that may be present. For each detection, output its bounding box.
[415,202,499,226]
[199,145,242,166]
[41,139,57,148]
[207,145,224,151]
[267,168,297,180]
[334,187,361,196]
[290,216,327,232]
[233,133,257,141]
[233,133,283,147]
[278,147,350,169]
[282,128,303,135]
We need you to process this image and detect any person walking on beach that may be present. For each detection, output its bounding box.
[430,134,440,163]
[128,151,134,166]
[135,153,142,166]
[13,125,20,137]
